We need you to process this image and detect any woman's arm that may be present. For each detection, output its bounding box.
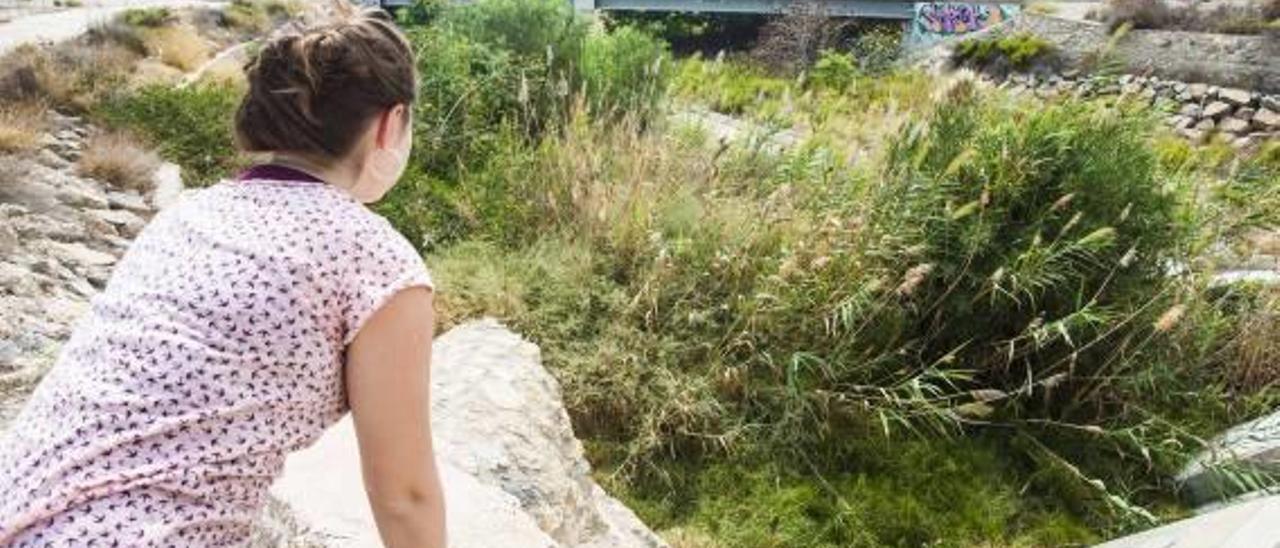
[346,287,447,548]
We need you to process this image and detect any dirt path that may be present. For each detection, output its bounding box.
[0,0,226,55]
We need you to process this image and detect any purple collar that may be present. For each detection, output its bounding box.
[236,164,326,184]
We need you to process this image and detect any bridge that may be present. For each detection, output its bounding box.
[573,0,918,19]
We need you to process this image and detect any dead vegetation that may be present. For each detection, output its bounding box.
[0,102,46,153]
[751,0,850,72]
[1097,0,1280,35]
[76,132,161,191]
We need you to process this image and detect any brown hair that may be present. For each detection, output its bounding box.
[235,9,417,158]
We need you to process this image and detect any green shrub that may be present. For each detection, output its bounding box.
[954,32,1055,70]
[119,7,173,28]
[222,0,271,33]
[581,26,672,120]
[95,83,243,186]
[809,49,857,91]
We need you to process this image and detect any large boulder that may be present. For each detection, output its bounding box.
[1177,411,1280,507]
[1094,494,1280,547]
[265,319,666,548]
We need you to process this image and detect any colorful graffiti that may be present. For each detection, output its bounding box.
[910,3,1020,43]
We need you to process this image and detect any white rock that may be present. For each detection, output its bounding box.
[1203,101,1233,120]
[1188,83,1209,101]
[268,319,665,548]
[1179,103,1203,118]
[107,191,150,214]
[88,208,146,238]
[1195,118,1216,131]
[54,183,108,209]
[149,162,185,211]
[1217,87,1254,107]
[1219,117,1251,135]
[1253,109,1279,130]
[0,224,18,255]
[1095,495,1280,548]
[269,417,559,548]
[47,241,116,268]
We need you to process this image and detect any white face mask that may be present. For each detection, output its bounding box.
[352,110,412,203]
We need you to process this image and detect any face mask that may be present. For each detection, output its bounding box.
[352,117,411,203]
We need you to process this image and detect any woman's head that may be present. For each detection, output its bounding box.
[235,9,416,202]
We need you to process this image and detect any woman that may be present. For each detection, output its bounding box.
[0,9,446,547]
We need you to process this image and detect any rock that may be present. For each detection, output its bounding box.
[106,191,150,214]
[54,183,108,210]
[0,263,36,295]
[150,162,185,211]
[1219,117,1251,135]
[1179,103,1203,118]
[1217,88,1255,107]
[0,340,19,372]
[0,224,18,255]
[36,149,69,169]
[1178,410,1280,506]
[1235,107,1256,121]
[1195,118,1216,131]
[1203,101,1233,120]
[1094,495,1280,548]
[1254,109,1280,130]
[1178,128,1207,144]
[1188,83,1209,101]
[268,319,665,548]
[88,209,146,238]
[47,241,117,269]
[1175,116,1197,130]
[1262,96,1280,112]
[269,422,559,548]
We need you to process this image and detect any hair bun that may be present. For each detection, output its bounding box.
[235,11,417,157]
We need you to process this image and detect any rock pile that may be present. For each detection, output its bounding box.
[999,71,1280,150]
[0,109,180,422]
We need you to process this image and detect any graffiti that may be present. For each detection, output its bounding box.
[910,3,1020,43]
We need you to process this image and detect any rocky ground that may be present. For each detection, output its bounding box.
[0,108,181,423]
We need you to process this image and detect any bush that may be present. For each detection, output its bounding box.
[809,49,857,90]
[580,26,672,120]
[398,0,671,182]
[954,32,1055,71]
[119,7,174,28]
[96,83,243,186]
[0,102,45,153]
[143,25,211,71]
[77,132,161,191]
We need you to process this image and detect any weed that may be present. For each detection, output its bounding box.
[76,132,161,191]
[0,102,46,153]
[143,25,211,72]
[120,7,174,28]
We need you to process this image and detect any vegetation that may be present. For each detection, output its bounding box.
[954,32,1056,71]
[96,84,243,186]
[1097,0,1280,35]
[76,132,161,191]
[16,0,1274,545]
[0,102,45,152]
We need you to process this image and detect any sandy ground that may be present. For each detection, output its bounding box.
[0,0,227,54]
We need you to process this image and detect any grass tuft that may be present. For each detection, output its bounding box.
[76,132,161,191]
[0,101,46,153]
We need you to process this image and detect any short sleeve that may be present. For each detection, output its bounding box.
[341,221,434,346]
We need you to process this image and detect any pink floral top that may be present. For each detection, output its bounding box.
[0,168,433,546]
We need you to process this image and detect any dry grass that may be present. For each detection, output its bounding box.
[76,132,161,191]
[1226,287,1280,392]
[143,24,212,72]
[1025,1,1060,15]
[0,40,141,110]
[0,102,47,153]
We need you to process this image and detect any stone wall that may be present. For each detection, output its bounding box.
[997,70,1280,149]
[995,14,1280,93]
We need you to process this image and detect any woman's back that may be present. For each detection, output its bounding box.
[0,174,431,545]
